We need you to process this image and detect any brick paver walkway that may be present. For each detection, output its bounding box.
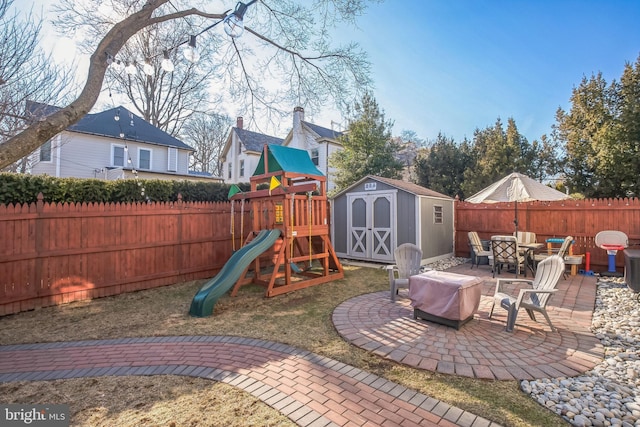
[0,336,498,427]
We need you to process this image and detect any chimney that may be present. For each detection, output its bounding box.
[293,106,304,129]
[291,107,305,148]
[236,116,243,129]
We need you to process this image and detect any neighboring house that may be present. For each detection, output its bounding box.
[26,101,220,182]
[281,107,343,192]
[219,117,284,184]
[221,107,343,191]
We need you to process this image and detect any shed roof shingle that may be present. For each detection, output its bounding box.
[373,176,452,199]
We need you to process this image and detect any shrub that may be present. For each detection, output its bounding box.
[0,173,251,204]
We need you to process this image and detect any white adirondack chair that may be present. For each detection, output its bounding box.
[489,255,565,332]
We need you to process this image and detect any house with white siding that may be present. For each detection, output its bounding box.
[219,117,284,184]
[221,107,343,191]
[281,107,343,193]
[26,101,220,182]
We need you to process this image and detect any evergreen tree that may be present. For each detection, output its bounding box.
[555,71,622,197]
[462,118,511,196]
[414,133,471,198]
[461,117,544,198]
[330,93,403,191]
[528,134,561,182]
[616,57,640,196]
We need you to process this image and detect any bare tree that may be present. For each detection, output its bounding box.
[53,0,225,136]
[182,111,233,175]
[0,0,75,171]
[0,0,374,169]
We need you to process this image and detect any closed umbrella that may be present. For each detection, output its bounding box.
[465,172,570,234]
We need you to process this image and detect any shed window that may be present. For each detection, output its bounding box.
[433,206,443,224]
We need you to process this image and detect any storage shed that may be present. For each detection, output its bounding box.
[331,176,454,263]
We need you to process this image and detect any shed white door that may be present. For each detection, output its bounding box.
[346,192,395,262]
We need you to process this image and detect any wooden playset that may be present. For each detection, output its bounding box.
[229,144,344,297]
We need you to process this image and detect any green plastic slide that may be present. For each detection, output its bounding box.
[189,229,281,317]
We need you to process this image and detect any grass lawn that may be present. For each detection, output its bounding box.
[0,265,563,426]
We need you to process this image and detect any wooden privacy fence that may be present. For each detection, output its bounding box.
[3,193,639,316]
[0,194,250,316]
[455,197,640,272]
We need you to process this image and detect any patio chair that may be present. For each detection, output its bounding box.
[533,235,573,279]
[387,243,423,302]
[468,231,493,269]
[489,254,564,332]
[514,231,536,245]
[491,235,525,278]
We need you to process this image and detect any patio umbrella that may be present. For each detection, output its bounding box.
[465,172,570,234]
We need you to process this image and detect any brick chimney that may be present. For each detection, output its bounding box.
[236,116,243,129]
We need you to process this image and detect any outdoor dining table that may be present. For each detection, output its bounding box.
[519,242,544,275]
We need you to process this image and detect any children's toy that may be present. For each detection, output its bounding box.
[595,230,628,277]
[190,144,344,317]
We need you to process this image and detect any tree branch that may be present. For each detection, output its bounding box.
[0,1,225,169]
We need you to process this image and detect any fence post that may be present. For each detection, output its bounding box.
[34,193,45,304]
[176,193,183,278]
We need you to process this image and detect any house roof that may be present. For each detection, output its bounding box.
[332,175,453,200]
[302,121,343,140]
[25,101,60,118]
[253,144,324,177]
[235,127,284,152]
[26,101,194,151]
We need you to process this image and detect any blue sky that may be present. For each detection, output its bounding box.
[331,0,640,142]
[16,1,640,143]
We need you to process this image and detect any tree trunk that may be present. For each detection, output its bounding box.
[0,0,178,169]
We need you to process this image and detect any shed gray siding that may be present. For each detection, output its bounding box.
[420,197,454,258]
[395,189,417,245]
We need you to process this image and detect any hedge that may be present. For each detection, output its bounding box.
[0,173,252,204]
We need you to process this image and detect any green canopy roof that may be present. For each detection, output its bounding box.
[253,144,324,177]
